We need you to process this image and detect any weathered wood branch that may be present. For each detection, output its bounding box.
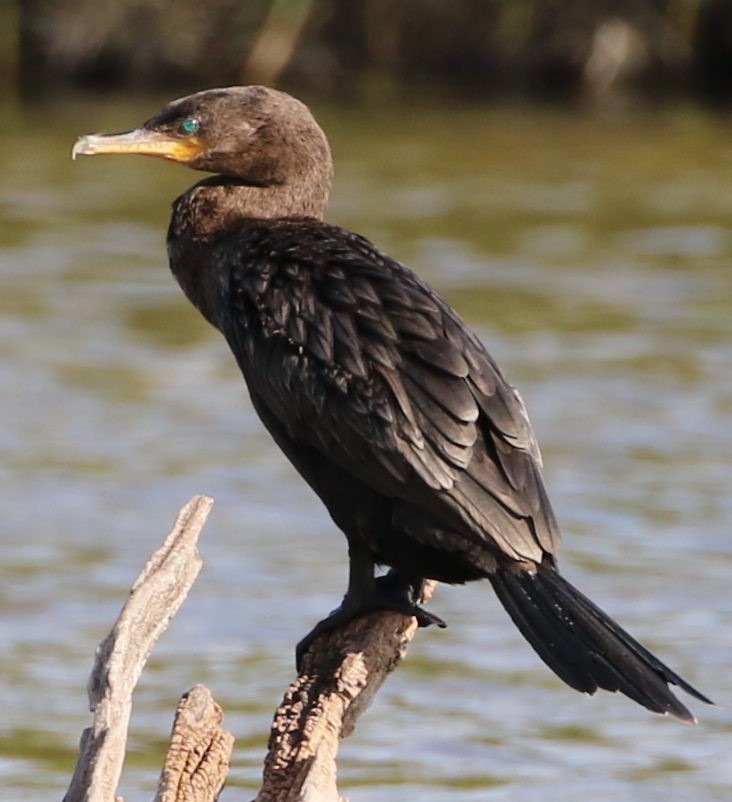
[256,581,437,802]
[154,684,234,802]
[63,495,434,802]
[63,495,220,802]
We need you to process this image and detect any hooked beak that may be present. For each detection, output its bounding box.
[72,128,207,163]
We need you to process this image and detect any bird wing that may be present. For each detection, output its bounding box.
[225,221,561,564]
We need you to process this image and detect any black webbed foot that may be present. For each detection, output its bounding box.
[295,571,446,670]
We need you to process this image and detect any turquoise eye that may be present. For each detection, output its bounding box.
[180,117,200,135]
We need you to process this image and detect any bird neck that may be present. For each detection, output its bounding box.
[171,169,331,239]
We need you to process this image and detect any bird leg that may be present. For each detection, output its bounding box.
[296,541,445,670]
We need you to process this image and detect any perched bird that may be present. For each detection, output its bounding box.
[73,86,710,722]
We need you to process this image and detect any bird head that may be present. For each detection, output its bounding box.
[72,86,333,192]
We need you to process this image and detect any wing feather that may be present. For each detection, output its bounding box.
[224,220,561,562]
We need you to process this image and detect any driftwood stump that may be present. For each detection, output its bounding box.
[63,496,434,802]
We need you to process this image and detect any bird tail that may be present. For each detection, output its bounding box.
[488,563,712,722]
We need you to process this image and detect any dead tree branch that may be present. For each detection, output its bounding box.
[63,495,219,802]
[154,684,234,802]
[256,581,437,802]
[63,495,434,802]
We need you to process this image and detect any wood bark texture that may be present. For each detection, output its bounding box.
[63,495,434,802]
[63,495,215,802]
[256,581,436,802]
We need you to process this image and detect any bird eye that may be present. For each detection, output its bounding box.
[179,117,200,135]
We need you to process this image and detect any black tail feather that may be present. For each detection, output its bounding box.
[489,564,712,722]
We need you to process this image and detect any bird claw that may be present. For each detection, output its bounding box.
[295,577,446,671]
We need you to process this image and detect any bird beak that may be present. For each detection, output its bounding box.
[72,128,207,163]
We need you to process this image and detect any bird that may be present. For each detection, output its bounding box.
[73,85,711,722]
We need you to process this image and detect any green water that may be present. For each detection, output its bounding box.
[1,96,730,801]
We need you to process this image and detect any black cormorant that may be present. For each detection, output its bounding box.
[73,86,711,722]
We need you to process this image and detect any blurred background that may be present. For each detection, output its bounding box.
[4,0,732,105]
[2,1,732,801]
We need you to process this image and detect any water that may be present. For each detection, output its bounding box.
[1,97,730,800]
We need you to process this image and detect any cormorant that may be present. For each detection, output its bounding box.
[73,86,711,722]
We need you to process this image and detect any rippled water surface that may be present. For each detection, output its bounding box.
[2,97,731,800]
